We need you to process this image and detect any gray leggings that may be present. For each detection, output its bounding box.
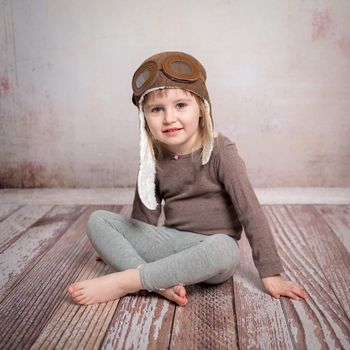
[86,210,240,292]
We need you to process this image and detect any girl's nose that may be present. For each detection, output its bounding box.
[163,109,177,124]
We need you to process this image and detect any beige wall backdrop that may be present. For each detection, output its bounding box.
[1,0,349,188]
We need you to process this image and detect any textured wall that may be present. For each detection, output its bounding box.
[1,0,349,188]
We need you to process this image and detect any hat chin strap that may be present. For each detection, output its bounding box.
[137,87,214,210]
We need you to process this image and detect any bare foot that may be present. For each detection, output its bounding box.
[156,285,188,306]
[67,269,142,305]
[135,264,188,306]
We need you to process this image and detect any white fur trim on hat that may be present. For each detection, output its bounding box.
[137,87,214,210]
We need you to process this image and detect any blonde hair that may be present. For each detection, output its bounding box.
[142,88,213,165]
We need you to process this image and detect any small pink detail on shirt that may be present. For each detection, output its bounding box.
[173,154,179,160]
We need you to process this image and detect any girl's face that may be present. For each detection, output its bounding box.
[143,88,202,155]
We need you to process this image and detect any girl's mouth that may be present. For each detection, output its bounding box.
[163,128,183,135]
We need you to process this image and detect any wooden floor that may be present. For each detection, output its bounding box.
[0,200,349,349]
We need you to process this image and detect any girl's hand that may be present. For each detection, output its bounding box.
[261,275,308,300]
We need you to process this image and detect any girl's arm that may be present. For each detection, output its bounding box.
[217,138,308,300]
[217,139,284,279]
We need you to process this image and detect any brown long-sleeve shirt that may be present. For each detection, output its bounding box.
[131,131,284,279]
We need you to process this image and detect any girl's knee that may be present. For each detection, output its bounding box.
[210,234,240,273]
[86,210,123,240]
[87,211,102,241]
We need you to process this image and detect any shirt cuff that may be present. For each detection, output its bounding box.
[257,261,285,279]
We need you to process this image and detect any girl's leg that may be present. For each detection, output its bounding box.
[69,209,205,305]
[87,209,240,290]
[138,233,240,292]
[68,210,239,304]
[85,210,207,270]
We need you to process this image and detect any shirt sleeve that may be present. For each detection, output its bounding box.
[217,140,285,279]
[130,175,162,226]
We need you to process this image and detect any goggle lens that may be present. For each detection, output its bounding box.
[162,55,199,82]
[132,61,158,94]
[169,60,193,75]
[135,69,151,89]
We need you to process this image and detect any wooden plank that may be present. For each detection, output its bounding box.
[0,204,23,221]
[0,204,53,252]
[265,205,350,349]
[284,205,350,317]
[30,251,119,349]
[233,228,294,350]
[101,292,175,350]
[314,204,350,253]
[119,205,132,218]
[0,205,121,349]
[0,205,86,298]
[170,279,237,349]
[30,205,120,349]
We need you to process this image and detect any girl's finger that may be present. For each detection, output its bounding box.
[291,286,308,299]
[285,290,301,300]
[298,290,309,299]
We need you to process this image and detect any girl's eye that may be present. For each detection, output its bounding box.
[177,103,186,109]
[151,107,162,113]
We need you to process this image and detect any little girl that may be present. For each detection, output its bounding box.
[68,51,308,306]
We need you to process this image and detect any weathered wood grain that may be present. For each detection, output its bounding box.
[170,279,237,349]
[101,292,175,350]
[0,201,349,349]
[0,204,22,221]
[0,205,86,298]
[30,252,119,349]
[119,204,132,218]
[0,204,53,252]
[0,205,121,349]
[29,205,119,349]
[286,205,350,317]
[315,204,350,254]
[265,205,350,349]
[234,228,294,350]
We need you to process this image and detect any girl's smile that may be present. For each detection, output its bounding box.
[163,127,183,136]
[143,88,202,155]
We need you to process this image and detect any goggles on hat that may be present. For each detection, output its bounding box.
[132,52,206,103]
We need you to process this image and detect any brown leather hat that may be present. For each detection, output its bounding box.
[131,51,211,113]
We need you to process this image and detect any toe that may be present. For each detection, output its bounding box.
[72,289,85,298]
[174,285,186,297]
[178,296,188,306]
[68,282,82,293]
[68,284,75,293]
[75,294,88,304]
[174,293,187,306]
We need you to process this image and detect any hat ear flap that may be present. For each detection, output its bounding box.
[201,99,214,165]
[137,107,158,210]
